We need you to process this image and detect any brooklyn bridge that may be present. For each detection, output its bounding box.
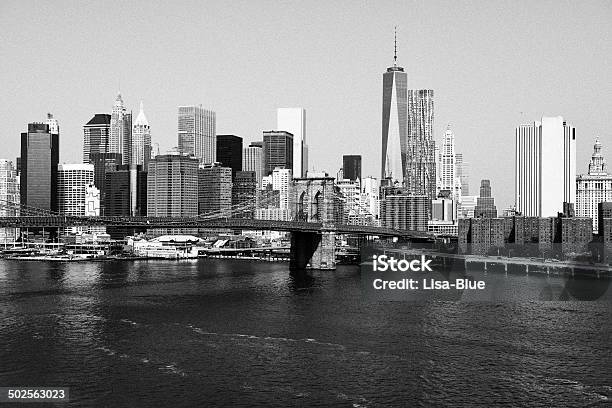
[0,178,432,269]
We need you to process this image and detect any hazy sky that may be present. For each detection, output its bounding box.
[1,0,611,209]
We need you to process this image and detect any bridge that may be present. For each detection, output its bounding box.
[0,177,432,270]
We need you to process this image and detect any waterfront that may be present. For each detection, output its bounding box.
[0,259,610,407]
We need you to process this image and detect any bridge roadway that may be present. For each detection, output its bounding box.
[0,216,432,239]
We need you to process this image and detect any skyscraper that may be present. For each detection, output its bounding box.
[515,116,576,217]
[147,153,198,217]
[109,92,132,165]
[271,167,292,221]
[576,139,612,232]
[263,131,293,175]
[232,171,257,219]
[177,105,216,164]
[381,31,407,184]
[104,165,147,217]
[474,179,498,218]
[277,108,307,178]
[361,176,380,226]
[216,135,242,179]
[83,114,111,164]
[57,163,94,216]
[342,155,362,182]
[406,89,436,200]
[131,101,151,168]
[20,122,59,212]
[198,163,232,216]
[456,153,470,195]
[439,125,461,200]
[243,143,264,189]
[0,159,19,242]
[90,153,122,214]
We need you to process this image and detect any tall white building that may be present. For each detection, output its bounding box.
[576,139,612,232]
[0,159,19,243]
[131,101,151,167]
[45,113,59,135]
[439,125,461,200]
[178,105,216,164]
[57,164,94,216]
[272,167,292,220]
[361,176,380,225]
[337,178,362,225]
[243,144,264,188]
[277,108,307,178]
[109,92,132,165]
[515,116,576,217]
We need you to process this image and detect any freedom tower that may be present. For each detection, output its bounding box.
[381,29,407,184]
[381,29,436,202]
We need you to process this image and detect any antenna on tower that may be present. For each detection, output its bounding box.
[394,26,398,66]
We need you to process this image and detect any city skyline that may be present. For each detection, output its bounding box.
[1,1,611,210]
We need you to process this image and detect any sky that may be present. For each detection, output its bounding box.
[1,0,611,210]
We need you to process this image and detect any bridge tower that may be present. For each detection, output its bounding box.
[290,177,340,270]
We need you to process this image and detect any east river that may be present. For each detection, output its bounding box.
[0,259,610,407]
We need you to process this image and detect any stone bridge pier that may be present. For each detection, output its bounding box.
[289,177,340,270]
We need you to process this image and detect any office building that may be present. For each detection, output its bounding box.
[177,105,216,164]
[474,180,498,218]
[431,198,457,222]
[216,135,242,179]
[603,217,612,264]
[90,153,122,214]
[337,178,362,225]
[57,163,94,216]
[598,203,612,237]
[277,108,307,178]
[381,37,407,184]
[131,101,151,168]
[342,155,362,182]
[456,153,469,195]
[406,89,436,201]
[83,114,111,163]
[109,92,132,165]
[0,159,19,242]
[459,195,477,219]
[361,176,380,225]
[263,131,293,175]
[272,167,292,221]
[232,171,257,218]
[198,163,232,216]
[515,116,576,217]
[105,165,147,217]
[20,122,59,212]
[148,153,198,217]
[243,143,264,188]
[576,139,612,233]
[380,194,428,231]
[439,125,461,200]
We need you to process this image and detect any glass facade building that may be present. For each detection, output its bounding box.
[20,123,59,212]
[178,105,216,164]
[263,131,293,176]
